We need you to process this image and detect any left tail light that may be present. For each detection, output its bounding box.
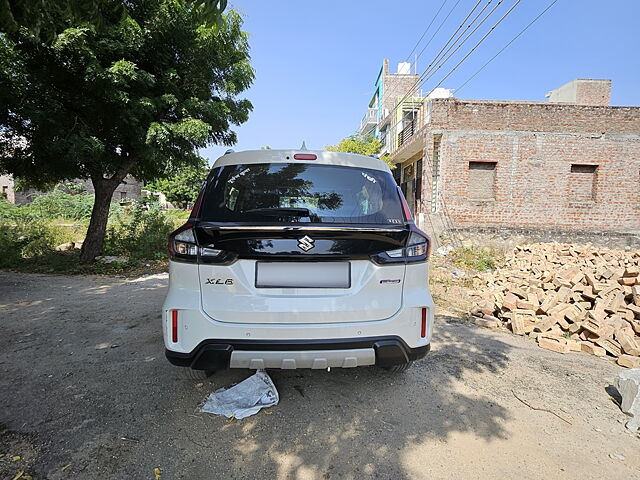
[168,223,198,262]
[168,223,235,264]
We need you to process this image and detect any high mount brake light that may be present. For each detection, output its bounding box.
[293,153,317,160]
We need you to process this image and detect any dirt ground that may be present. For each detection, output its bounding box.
[0,271,639,480]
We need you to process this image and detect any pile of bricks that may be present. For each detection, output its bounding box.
[471,243,640,368]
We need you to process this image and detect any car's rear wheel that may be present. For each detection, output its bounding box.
[383,361,413,374]
[181,368,214,380]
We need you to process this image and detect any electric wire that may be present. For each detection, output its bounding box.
[455,0,560,93]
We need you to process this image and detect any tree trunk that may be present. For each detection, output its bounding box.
[80,178,118,263]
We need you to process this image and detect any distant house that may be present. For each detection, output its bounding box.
[356,59,640,242]
[0,174,143,205]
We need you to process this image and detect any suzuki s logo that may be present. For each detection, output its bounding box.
[297,235,315,252]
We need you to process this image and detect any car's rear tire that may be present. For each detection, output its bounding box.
[181,368,214,380]
[383,361,413,374]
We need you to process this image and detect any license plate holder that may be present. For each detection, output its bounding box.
[255,262,351,288]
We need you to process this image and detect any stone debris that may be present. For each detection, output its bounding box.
[470,243,640,366]
[615,369,640,432]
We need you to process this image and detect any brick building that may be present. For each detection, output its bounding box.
[358,62,640,244]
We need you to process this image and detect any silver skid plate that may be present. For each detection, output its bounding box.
[229,348,375,369]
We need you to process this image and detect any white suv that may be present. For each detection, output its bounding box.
[163,149,434,375]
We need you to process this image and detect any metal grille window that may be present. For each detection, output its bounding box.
[569,164,597,201]
[468,162,496,200]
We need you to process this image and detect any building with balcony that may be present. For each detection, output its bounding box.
[357,59,420,153]
[357,66,640,244]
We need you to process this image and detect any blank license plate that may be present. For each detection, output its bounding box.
[255,262,350,288]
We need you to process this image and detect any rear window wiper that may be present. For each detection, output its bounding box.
[243,207,312,217]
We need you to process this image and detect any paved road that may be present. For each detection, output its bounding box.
[0,272,638,479]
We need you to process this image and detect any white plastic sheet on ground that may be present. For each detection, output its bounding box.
[201,370,279,419]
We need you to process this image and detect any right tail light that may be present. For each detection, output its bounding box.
[371,230,431,265]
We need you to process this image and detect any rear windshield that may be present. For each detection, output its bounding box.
[199,163,404,225]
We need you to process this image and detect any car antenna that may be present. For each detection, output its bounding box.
[300,141,308,151]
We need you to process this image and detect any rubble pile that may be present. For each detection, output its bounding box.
[471,243,640,368]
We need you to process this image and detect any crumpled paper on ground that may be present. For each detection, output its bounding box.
[201,370,279,419]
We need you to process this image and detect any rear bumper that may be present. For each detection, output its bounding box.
[166,336,430,370]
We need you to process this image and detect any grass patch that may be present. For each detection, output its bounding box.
[0,194,184,275]
[7,250,169,276]
[451,246,501,272]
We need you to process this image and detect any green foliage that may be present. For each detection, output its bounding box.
[146,157,209,208]
[325,135,383,156]
[0,189,124,222]
[0,0,227,41]
[0,5,253,189]
[0,196,179,270]
[0,0,126,40]
[28,189,95,220]
[104,205,176,259]
[0,219,57,267]
[325,135,395,169]
[452,247,500,272]
[0,1,253,261]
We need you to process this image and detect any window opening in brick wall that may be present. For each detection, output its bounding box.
[468,161,496,201]
[569,164,597,202]
[431,134,442,212]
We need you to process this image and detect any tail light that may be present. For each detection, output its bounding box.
[168,223,198,262]
[371,230,431,265]
[168,223,236,264]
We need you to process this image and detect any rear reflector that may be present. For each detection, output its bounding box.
[421,308,427,338]
[293,153,317,160]
[171,310,178,342]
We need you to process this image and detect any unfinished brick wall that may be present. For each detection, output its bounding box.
[381,63,419,116]
[422,99,640,233]
[575,80,611,106]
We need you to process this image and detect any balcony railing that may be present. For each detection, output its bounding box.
[397,120,415,147]
[359,108,378,134]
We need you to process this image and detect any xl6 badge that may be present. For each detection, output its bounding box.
[205,278,233,285]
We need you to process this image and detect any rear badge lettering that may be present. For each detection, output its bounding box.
[297,235,315,252]
[380,279,401,284]
[361,172,377,183]
[387,218,402,224]
[205,278,233,285]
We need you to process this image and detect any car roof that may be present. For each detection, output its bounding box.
[211,149,392,173]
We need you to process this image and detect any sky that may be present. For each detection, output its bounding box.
[201,0,640,164]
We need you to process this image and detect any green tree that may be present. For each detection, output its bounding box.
[0,0,226,40]
[325,135,382,156]
[325,135,395,168]
[0,1,253,262]
[146,157,210,209]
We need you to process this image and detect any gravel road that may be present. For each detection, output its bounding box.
[0,272,638,479]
